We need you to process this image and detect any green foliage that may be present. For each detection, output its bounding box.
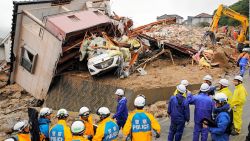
[198,22,210,27]
[214,0,249,26]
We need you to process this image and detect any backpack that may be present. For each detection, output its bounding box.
[225,108,234,135]
[28,108,40,141]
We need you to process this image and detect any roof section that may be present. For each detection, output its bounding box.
[157,14,183,19]
[13,0,53,5]
[46,10,111,40]
[194,13,212,18]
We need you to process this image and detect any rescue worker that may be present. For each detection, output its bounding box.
[203,75,216,96]
[173,80,191,98]
[39,107,52,141]
[189,83,214,141]
[92,107,119,141]
[218,79,233,105]
[112,89,128,130]
[12,120,31,141]
[237,48,249,77]
[203,93,231,141]
[231,75,248,135]
[79,107,95,139]
[4,138,17,141]
[168,84,190,141]
[49,109,72,141]
[123,95,161,141]
[71,121,89,141]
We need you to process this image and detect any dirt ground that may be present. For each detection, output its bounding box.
[69,58,233,90]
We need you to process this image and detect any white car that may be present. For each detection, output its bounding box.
[87,53,122,76]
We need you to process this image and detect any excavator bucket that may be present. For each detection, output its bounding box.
[203,31,216,45]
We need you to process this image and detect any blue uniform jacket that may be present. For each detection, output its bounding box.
[210,104,230,141]
[113,97,128,124]
[208,86,216,96]
[168,93,190,122]
[38,118,51,138]
[189,93,213,124]
[239,53,249,66]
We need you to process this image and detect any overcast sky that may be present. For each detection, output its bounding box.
[0,0,238,38]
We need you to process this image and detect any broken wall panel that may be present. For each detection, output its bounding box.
[13,15,62,99]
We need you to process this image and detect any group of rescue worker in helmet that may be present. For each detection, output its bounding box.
[4,74,249,141]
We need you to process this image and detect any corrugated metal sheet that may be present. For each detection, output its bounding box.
[46,10,111,40]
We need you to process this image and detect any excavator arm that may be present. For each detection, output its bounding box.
[205,4,249,46]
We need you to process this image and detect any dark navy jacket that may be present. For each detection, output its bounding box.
[168,93,190,122]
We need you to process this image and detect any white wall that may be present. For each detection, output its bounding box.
[192,17,212,25]
[0,47,5,61]
[14,16,62,99]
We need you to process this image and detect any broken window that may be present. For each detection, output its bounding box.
[20,46,37,74]
[67,15,80,22]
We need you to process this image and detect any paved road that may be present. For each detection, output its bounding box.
[156,73,250,141]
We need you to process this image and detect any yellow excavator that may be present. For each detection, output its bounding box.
[204,4,249,52]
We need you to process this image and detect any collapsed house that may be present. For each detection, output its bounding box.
[8,0,239,111]
[9,0,113,99]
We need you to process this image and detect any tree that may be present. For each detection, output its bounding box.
[213,0,249,26]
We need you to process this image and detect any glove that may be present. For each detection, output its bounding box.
[88,135,93,140]
[155,132,160,138]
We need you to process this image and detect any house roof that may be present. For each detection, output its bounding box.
[194,13,212,18]
[0,33,11,47]
[45,10,111,39]
[157,14,183,19]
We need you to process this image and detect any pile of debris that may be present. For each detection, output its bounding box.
[144,101,167,118]
[0,74,42,139]
[78,16,241,78]
[79,18,199,78]
[144,24,209,50]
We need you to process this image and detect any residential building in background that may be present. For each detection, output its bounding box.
[157,14,184,24]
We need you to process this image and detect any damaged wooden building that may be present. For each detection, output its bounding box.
[9,0,113,99]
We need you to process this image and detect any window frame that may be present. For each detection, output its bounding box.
[20,45,38,74]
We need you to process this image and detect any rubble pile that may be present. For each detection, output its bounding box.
[144,101,167,118]
[0,79,39,139]
[145,24,209,50]
[78,19,240,77]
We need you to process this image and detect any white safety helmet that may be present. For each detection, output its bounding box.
[203,75,213,82]
[176,84,186,94]
[97,107,110,118]
[180,80,189,86]
[13,120,29,132]
[200,83,210,92]
[39,107,52,117]
[214,93,227,103]
[71,121,85,134]
[56,109,69,118]
[134,95,146,107]
[4,138,15,141]
[242,47,250,52]
[115,89,124,96]
[219,79,229,87]
[79,107,90,117]
[234,75,243,82]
